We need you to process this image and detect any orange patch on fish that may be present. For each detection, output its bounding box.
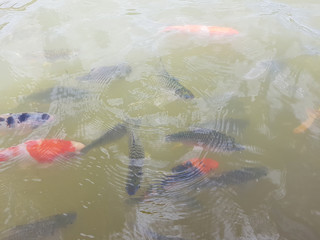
[294,109,320,134]
[25,139,85,163]
[187,158,219,174]
[162,25,239,36]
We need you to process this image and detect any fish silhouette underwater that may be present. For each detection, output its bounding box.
[77,63,132,85]
[162,25,239,36]
[0,212,76,240]
[126,127,145,196]
[166,128,245,153]
[0,112,53,135]
[157,65,194,100]
[145,158,219,197]
[0,123,127,165]
[294,108,320,133]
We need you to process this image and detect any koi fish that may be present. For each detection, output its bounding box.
[166,128,245,153]
[294,109,320,133]
[0,112,53,135]
[0,123,128,164]
[0,212,76,240]
[0,139,85,163]
[146,158,219,197]
[158,66,194,100]
[162,25,239,36]
[126,128,145,196]
[77,63,132,84]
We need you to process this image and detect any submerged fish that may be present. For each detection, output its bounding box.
[25,86,91,103]
[146,158,219,197]
[294,108,320,133]
[44,49,78,62]
[0,123,128,164]
[0,112,53,135]
[158,67,194,100]
[126,128,145,195]
[80,123,128,154]
[0,139,85,163]
[77,63,132,84]
[162,25,239,36]
[166,128,244,152]
[202,167,268,188]
[0,212,76,240]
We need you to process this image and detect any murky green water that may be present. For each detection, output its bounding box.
[0,0,320,239]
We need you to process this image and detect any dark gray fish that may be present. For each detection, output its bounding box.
[158,67,194,100]
[166,128,244,152]
[44,49,78,62]
[25,86,91,103]
[77,63,132,84]
[0,212,76,240]
[203,167,268,188]
[0,112,53,135]
[80,123,128,154]
[126,128,145,196]
[244,59,285,80]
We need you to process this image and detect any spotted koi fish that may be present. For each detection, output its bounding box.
[162,25,239,36]
[0,112,53,135]
[294,109,320,133]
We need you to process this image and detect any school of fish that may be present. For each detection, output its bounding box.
[4,24,312,239]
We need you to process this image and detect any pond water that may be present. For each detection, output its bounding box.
[0,0,320,239]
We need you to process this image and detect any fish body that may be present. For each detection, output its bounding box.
[0,139,85,163]
[77,63,132,84]
[204,167,268,188]
[146,158,219,197]
[0,212,76,240]
[0,112,53,135]
[294,109,320,133]
[166,128,244,152]
[162,25,239,36]
[126,129,145,195]
[25,86,90,103]
[80,123,128,154]
[158,69,194,99]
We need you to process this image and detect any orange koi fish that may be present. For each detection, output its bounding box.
[294,109,320,133]
[162,25,239,36]
[0,123,128,164]
[0,139,85,163]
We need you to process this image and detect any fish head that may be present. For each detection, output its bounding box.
[175,88,194,100]
[54,212,77,228]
